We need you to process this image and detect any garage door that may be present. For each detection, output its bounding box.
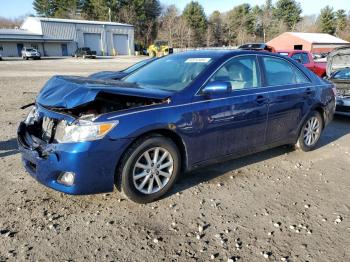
[84,33,101,55]
[113,34,129,55]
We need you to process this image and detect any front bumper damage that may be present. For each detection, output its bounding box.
[17,106,132,195]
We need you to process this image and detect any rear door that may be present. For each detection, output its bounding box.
[260,55,314,145]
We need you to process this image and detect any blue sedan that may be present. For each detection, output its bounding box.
[18,50,336,203]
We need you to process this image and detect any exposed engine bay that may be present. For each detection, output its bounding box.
[48,92,167,119]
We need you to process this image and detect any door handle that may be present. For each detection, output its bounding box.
[255,95,268,104]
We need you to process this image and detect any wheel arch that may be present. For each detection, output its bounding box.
[114,128,188,190]
[295,105,325,143]
[313,105,325,129]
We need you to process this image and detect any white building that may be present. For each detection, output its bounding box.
[0,17,134,57]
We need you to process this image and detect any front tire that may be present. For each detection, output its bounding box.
[295,111,323,151]
[117,135,180,203]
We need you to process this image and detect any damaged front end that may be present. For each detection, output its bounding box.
[18,105,117,148]
[20,75,171,145]
[17,75,172,194]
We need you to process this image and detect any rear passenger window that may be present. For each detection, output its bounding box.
[209,56,260,90]
[262,57,310,86]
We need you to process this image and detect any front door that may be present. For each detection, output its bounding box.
[260,55,314,144]
[190,55,268,163]
[17,43,23,57]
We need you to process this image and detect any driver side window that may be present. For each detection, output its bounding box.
[209,56,261,90]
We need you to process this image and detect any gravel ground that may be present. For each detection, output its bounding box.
[0,57,349,262]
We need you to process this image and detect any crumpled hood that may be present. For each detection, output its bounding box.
[36,75,173,109]
[88,71,127,80]
[327,47,350,77]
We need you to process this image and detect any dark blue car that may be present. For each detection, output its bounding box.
[18,50,336,203]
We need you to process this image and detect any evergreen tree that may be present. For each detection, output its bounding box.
[53,0,81,18]
[183,1,207,47]
[319,6,336,35]
[335,9,347,36]
[226,4,255,45]
[273,0,302,30]
[33,0,55,17]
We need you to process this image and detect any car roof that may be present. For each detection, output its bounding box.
[171,49,283,59]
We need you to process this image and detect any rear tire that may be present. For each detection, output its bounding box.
[295,111,323,152]
[117,135,180,203]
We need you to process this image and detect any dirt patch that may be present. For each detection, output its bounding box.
[0,57,349,261]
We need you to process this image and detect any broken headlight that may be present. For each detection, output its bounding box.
[55,120,118,143]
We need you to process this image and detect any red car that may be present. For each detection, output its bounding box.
[277,50,327,77]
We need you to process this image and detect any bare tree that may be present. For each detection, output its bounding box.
[296,15,318,32]
[159,5,179,46]
[0,16,25,28]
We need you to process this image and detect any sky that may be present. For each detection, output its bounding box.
[0,0,348,18]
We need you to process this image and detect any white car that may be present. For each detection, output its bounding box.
[21,47,41,60]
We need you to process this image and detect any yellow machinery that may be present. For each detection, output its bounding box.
[147,40,173,57]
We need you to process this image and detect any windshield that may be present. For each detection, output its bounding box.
[123,55,214,91]
[333,69,350,80]
[123,59,153,74]
[26,48,35,52]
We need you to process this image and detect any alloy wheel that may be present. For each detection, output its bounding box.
[303,116,321,146]
[132,147,174,194]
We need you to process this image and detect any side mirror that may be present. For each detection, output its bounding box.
[202,81,232,96]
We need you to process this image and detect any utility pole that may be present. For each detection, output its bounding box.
[108,8,111,22]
